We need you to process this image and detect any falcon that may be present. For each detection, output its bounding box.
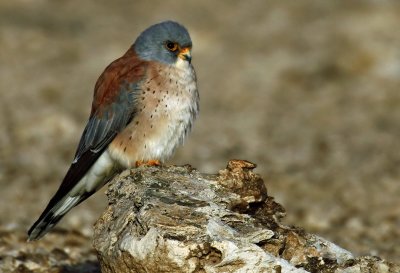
[28,21,199,240]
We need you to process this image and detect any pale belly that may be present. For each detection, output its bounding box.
[108,106,194,168]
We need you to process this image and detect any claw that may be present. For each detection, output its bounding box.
[135,160,161,167]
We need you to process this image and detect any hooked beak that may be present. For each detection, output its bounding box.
[178,47,192,63]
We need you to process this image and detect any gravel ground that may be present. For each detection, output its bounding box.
[0,0,399,262]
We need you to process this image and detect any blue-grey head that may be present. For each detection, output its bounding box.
[134,21,193,65]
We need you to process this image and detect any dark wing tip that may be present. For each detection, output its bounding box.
[27,211,58,241]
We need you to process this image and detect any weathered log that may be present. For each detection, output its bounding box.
[93,160,399,273]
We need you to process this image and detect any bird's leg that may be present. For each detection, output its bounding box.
[135,160,161,167]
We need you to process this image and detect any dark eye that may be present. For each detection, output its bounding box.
[165,41,178,52]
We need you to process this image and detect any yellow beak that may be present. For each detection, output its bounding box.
[178,47,192,63]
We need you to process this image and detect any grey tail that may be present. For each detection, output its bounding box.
[27,193,89,241]
[28,148,106,241]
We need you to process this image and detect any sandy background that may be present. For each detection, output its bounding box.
[0,0,399,262]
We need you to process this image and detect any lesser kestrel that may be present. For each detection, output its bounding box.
[28,21,199,240]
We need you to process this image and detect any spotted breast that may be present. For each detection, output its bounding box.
[108,58,199,168]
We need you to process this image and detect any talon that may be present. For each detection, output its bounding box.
[135,160,161,167]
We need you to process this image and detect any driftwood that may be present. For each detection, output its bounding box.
[92,160,399,273]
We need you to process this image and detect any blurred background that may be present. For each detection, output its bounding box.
[0,0,399,262]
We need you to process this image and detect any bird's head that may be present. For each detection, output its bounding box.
[134,21,193,66]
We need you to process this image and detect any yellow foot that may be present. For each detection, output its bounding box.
[135,160,161,167]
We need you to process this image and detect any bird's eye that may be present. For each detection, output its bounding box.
[165,41,178,52]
